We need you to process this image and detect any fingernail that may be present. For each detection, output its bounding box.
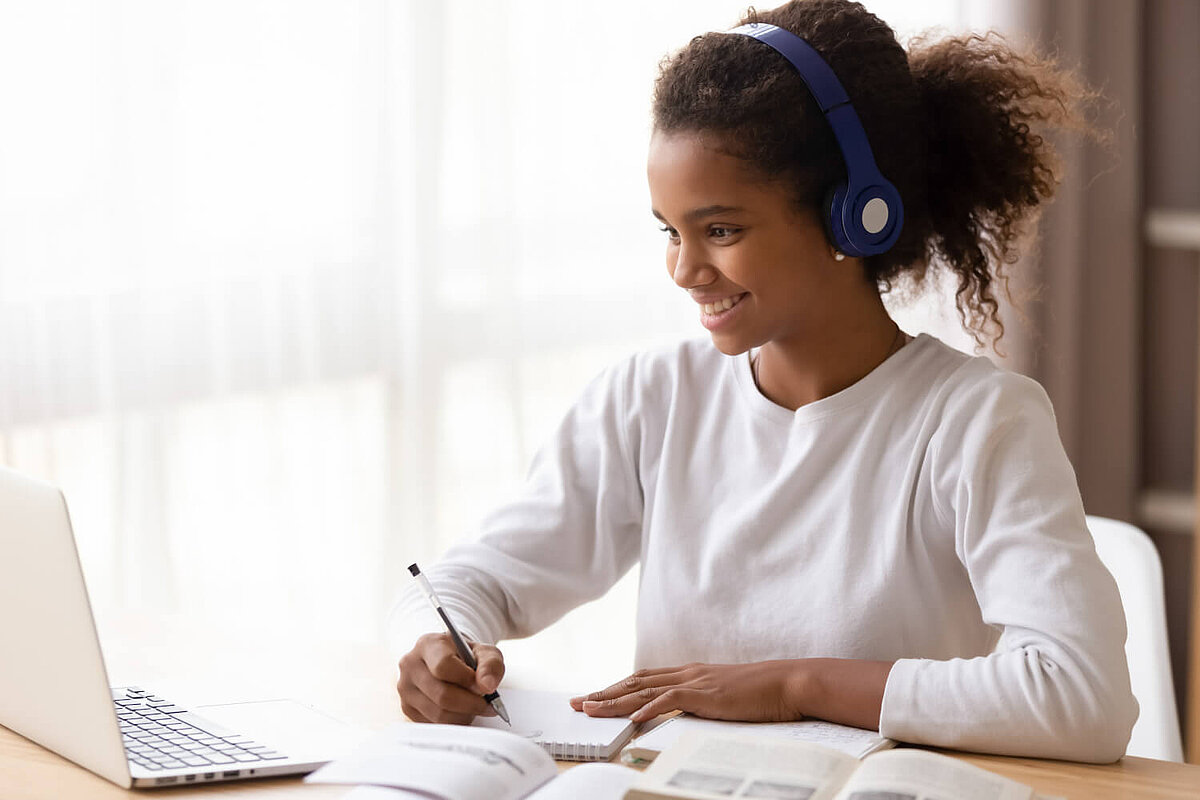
[583,701,599,710]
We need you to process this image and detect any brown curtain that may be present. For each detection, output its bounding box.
[996,0,1200,757]
[1000,0,1144,522]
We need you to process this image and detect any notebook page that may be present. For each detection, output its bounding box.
[339,763,642,800]
[473,689,638,761]
[626,714,892,761]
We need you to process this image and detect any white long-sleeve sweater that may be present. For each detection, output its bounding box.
[389,334,1137,762]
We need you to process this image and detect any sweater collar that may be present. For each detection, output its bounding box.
[733,333,932,425]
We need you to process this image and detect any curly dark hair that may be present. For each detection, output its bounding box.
[652,0,1098,348]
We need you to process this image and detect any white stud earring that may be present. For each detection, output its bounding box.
[833,250,846,262]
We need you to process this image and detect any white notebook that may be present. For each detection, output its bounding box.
[472,688,638,762]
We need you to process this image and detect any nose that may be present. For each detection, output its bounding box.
[668,239,714,290]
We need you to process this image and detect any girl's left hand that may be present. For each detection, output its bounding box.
[569,661,806,723]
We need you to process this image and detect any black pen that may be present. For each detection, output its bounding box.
[408,563,510,725]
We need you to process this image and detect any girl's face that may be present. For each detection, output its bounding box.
[647,130,843,356]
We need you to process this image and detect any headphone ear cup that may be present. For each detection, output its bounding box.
[821,186,837,247]
[824,182,852,256]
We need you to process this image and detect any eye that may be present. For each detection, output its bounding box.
[659,225,680,242]
[709,225,741,240]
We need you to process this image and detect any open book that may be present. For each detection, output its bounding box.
[627,731,1055,800]
[305,722,640,800]
[307,722,1058,800]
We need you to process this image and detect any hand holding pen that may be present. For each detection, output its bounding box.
[398,563,511,726]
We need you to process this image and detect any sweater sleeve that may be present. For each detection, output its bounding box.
[386,358,644,660]
[878,369,1138,763]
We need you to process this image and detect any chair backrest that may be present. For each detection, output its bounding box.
[1086,515,1183,762]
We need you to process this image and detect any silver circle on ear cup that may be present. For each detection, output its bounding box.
[862,197,889,235]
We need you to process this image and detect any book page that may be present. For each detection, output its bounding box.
[525,763,642,800]
[831,750,1033,800]
[627,731,860,800]
[626,714,892,761]
[336,763,642,800]
[341,789,438,800]
[305,722,557,800]
[474,688,638,760]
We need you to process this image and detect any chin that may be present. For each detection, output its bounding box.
[709,335,752,357]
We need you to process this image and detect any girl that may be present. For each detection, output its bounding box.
[391,0,1137,763]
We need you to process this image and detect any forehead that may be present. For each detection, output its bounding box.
[647,131,785,213]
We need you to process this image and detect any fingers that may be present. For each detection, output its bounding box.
[397,679,431,724]
[413,660,495,717]
[471,642,506,694]
[402,681,476,725]
[629,688,703,722]
[570,666,691,711]
[568,664,711,721]
[419,634,482,689]
[397,661,487,725]
[396,634,504,725]
[579,684,676,718]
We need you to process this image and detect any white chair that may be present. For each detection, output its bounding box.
[1086,515,1184,762]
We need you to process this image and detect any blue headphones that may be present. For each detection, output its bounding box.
[728,23,903,258]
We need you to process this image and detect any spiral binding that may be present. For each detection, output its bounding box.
[539,738,602,761]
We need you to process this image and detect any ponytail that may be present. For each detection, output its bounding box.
[907,32,1100,347]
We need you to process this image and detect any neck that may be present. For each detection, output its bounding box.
[754,298,902,411]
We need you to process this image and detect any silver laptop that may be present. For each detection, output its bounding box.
[0,465,361,788]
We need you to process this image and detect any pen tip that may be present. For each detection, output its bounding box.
[407,563,420,576]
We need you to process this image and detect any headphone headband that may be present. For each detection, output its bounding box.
[726,23,903,257]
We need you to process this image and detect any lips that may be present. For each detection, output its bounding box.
[696,293,747,316]
[695,292,749,332]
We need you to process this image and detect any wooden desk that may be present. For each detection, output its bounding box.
[3,616,1199,800]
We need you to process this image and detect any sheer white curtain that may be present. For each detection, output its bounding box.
[0,0,988,686]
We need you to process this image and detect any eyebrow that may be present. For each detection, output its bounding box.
[651,204,746,224]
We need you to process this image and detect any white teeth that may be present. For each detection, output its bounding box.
[700,296,739,315]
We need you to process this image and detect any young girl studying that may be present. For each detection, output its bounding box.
[389,0,1137,763]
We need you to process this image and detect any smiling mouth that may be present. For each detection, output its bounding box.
[699,293,747,316]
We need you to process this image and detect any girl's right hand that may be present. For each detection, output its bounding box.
[396,632,506,724]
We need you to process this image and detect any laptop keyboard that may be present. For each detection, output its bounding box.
[112,687,288,772]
